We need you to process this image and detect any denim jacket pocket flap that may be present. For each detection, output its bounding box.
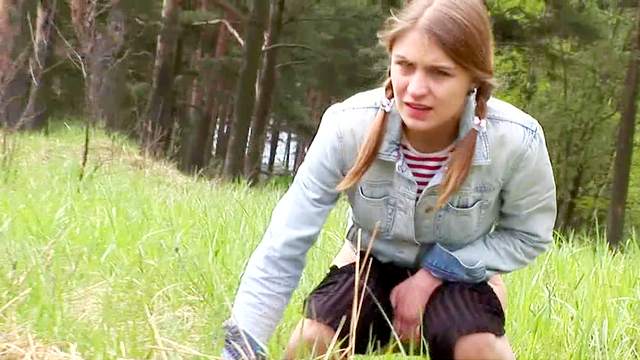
[445,198,489,213]
[358,181,392,201]
[437,197,489,244]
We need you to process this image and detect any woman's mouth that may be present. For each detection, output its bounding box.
[404,102,433,118]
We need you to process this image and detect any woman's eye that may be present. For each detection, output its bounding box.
[434,69,451,77]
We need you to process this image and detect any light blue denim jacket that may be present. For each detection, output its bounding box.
[224,88,557,355]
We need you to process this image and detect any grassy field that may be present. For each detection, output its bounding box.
[0,125,639,359]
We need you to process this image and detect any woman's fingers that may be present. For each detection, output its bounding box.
[390,270,440,342]
[394,315,420,341]
[392,300,421,341]
[394,315,410,340]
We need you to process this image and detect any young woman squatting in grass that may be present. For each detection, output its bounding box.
[223,1,556,359]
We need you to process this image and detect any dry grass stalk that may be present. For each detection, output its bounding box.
[0,288,31,317]
[144,304,169,360]
[345,223,378,358]
[149,336,217,359]
[320,316,347,360]
[65,280,109,325]
[0,326,83,359]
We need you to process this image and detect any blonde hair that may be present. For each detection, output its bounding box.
[336,0,495,209]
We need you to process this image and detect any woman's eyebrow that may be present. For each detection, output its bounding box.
[426,64,456,71]
[392,54,456,70]
[392,54,410,61]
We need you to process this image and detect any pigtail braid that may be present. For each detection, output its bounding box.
[336,79,394,192]
[435,81,493,209]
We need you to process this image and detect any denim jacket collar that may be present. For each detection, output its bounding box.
[377,95,491,166]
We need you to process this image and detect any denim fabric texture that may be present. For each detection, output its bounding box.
[222,320,267,360]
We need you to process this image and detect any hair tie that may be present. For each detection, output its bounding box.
[473,116,487,132]
[380,97,395,113]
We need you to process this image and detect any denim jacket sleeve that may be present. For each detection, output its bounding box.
[224,104,346,353]
[222,320,267,360]
[421,124,556,282]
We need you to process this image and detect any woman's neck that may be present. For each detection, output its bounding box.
[402,124,458,153]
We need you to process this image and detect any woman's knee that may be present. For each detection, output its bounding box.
[285,319,336,359]
[295,318,335,344]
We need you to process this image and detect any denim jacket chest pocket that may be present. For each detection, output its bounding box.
[351,179,396,234]
[434,185,495,246]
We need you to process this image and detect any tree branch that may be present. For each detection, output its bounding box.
[283,15,375,25]
[262,43,315,53]
[53,23,86,78]
[276,60,306,69]
[192,19,244,47]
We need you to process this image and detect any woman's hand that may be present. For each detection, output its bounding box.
[390,269,442,342]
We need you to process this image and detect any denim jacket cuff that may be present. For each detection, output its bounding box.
[222,320,267,360]
[420,243,487,283]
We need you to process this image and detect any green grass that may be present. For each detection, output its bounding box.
[0,125,639,359]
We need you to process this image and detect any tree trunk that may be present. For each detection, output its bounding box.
[214,101,231,162]
[222,0,268,180]
[293,134,306,175]
[96,1,126,131]
[18,0,56,130]
[244,0,285,184]
[0,0,31,128]
[557,107,603,230]
[267,117,280,173]
[180,6,231,173]
[561,164,584,230]
[69,0,94,117]
[209,14,233,170]
[201,20,231,169]
[606,1,640,248]
[142,0,181,157]
[283,130,291,171]
[178,24,206,172]
[1,66,29,128]
[202,105,218,166]
[0,0,27,78]
[69,0,126,128]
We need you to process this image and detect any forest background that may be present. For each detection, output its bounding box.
[2,0,640,358]
[2,0,640,241]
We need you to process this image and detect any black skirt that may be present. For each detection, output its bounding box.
[303,254,505,359]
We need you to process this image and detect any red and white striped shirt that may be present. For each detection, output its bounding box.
[400,141,453,196]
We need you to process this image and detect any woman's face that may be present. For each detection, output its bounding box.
[390,28,474,141]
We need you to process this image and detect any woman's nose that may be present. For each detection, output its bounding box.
[406,72,430,98]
